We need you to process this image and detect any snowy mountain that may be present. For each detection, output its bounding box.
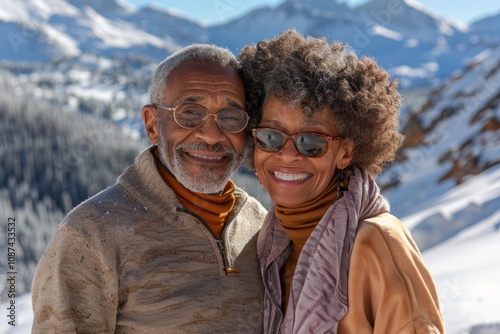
[121,4,208,47]
[0,0,188,62]
[207,0,484,86]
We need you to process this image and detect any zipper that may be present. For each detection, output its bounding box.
[215,238,240,274]
[177,207,241,275]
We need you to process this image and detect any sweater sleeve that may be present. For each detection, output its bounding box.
[338,213,445,334]
[32,224,120,333]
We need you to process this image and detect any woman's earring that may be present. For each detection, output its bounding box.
[337,167,347,198]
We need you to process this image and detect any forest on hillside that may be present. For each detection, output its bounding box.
[0,67,145,297]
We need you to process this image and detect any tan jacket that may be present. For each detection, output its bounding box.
[259,211,445,333]
[339,214,445,333]
[32,147,268,333]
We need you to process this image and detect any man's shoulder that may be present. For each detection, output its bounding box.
[234,187,268,219]
[61,183,138,231]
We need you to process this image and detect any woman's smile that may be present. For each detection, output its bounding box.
[270,170,311,182]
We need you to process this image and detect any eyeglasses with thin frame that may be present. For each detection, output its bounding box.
[252,127,345,158]
[153,103,249,134]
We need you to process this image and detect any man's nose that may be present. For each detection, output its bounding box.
[193,114,226,144]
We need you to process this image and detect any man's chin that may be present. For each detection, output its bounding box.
[177,168,229,194]
[166,152,241,194]
[182,179,227,194]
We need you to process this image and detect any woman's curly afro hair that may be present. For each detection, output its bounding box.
[238,29,404,176]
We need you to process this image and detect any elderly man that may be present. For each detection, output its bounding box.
[32,44,267,333]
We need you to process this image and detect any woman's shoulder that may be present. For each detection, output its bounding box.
[355,213,421,256]
[358,213,411,239]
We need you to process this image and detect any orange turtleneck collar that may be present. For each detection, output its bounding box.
[275,170,343,311]
[153,149,236,238]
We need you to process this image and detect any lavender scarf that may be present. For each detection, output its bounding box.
[258,167,389,333]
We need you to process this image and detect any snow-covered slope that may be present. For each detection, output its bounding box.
[381,45,500,251]
[413,167,500,333]
[382,45,500,331]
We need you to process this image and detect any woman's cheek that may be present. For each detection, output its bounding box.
[254,150,270,190]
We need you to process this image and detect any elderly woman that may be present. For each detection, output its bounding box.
[239,30,445,333]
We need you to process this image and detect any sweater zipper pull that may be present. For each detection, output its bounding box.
[216,239,240,274]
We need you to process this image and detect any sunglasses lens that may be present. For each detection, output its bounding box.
[296,134,328,157]
[253,129,329,157]
[254,129,284,152]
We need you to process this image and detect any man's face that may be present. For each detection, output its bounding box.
[143,60,247,194]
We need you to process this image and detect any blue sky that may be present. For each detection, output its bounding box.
[124,0,499,25]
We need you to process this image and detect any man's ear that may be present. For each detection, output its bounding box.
[336,139,354,169]
[142,105,159,144]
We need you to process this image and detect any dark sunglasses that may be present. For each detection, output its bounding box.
[153,103,249,134]
[252,127,344,158]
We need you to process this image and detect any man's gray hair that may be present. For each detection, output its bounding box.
[150,44,239,104]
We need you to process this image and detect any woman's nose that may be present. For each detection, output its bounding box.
[275,138,302,162]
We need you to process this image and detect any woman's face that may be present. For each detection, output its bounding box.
[254,95,352,207]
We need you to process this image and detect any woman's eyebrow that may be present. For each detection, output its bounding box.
[258,119,283,127]
[259,119,326,128]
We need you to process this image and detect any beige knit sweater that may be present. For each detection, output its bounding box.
[32,146,268,333]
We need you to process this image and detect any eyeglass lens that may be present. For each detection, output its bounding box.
[174,104,248,133]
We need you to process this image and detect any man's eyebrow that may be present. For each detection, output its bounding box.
[183,96,203,103]
[179,97,244,110]
[227,99,245,110]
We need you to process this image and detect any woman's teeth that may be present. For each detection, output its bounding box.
[273,171,310,181]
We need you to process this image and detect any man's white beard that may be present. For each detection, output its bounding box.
[157,139,243,194]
